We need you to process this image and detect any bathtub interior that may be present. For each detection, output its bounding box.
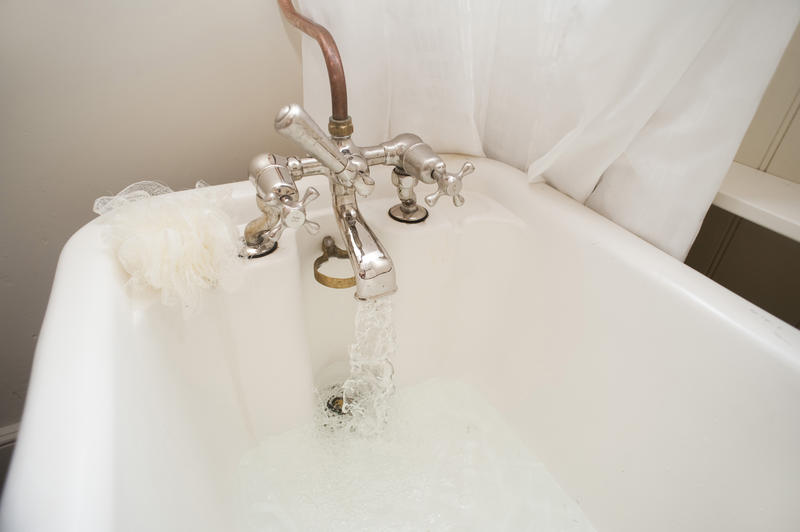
[3,157,800,532]
[100,173,536,531]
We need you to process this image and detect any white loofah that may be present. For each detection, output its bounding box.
[97,183,243,316]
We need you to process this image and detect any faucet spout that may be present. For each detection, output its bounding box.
[332,183,396,300]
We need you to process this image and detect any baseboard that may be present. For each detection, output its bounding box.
[0,423,19,447]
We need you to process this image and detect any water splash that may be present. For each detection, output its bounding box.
[335,295,397,436]
[238,379,598,532]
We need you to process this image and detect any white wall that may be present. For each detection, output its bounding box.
[0,0,302,428]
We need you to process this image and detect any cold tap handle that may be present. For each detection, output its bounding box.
[424,161,475,207]
[267,186,321,241]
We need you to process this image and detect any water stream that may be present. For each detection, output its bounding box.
[339,295,397,435]
[238,296,597,531]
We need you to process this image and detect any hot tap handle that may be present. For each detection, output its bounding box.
[424,161,475,207]
[267,186,321,241]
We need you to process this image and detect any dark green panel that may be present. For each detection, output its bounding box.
[711,217,800,326]
[685,205,737,275]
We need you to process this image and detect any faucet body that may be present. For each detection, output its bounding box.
[244,104,474,300]
[244,1,473,299]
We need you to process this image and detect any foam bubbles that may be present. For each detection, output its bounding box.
[238,379,597,532]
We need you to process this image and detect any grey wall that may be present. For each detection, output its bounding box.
[0,0,303,428]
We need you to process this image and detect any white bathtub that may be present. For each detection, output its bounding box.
[2,156,799,532]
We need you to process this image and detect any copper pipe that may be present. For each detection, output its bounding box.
[277,0,348,122]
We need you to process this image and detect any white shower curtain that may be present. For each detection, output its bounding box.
[298,0,799,259]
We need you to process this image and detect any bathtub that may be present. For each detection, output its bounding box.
[2,156,799,532]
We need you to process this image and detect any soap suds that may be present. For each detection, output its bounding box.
[239,378,597,532]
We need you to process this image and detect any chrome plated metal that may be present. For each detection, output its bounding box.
[275,104,374,195]
[425,161,475,207]
[242,207,279,258]
[244,103,473,299]
[388,168,428,224]
[242,153,319,259]
[268,187,321,241]
[331,178,396,299]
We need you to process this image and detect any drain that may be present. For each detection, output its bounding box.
[326,394,346,415]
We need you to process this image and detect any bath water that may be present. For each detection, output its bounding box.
[238,378,597,531]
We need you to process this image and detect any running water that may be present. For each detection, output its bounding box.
[333,295,397,436]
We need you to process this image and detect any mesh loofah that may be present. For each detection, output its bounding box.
[95,181,243,316]
[93,181,175,215]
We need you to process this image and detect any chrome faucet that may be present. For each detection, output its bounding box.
[243,103,474,300]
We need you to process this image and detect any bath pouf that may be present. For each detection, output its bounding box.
[95,181,243,316]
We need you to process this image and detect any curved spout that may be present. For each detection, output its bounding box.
[277,0,348,122]
[332,183,397,300]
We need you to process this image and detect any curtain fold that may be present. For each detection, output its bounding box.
[298,0,800,259]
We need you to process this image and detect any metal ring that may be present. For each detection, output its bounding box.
[313,236,355,289]
[328,116,354,138]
